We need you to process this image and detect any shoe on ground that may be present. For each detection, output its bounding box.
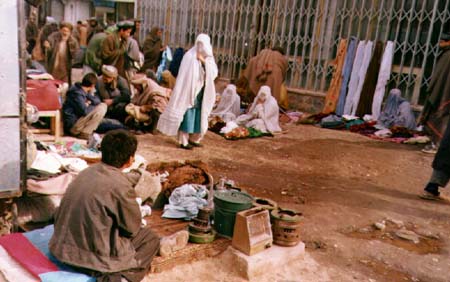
[159,230,189,257]
[189,141,203,147]
[422,144,437,154]
[180,144,194,150]
[419,191,441,201]
[419,191,450,203]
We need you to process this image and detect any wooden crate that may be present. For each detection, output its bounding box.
[146,210,231,273]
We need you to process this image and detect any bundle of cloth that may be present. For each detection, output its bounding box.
[162,184,208,220]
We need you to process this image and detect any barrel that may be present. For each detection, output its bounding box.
[213,190,253,238]
[270,209,302,246]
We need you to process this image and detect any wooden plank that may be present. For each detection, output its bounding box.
[150,237,229,273]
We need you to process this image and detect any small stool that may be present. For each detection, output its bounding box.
[29,110,61,141]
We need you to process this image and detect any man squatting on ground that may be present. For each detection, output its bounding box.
[62,73,107,140]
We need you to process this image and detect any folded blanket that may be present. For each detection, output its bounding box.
[0,225,95,282]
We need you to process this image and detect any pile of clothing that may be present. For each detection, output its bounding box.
[17,141,90,228]
[300,88,424,144]
[162,184,208,220]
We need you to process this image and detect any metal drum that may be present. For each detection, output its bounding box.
[270,209,302,246]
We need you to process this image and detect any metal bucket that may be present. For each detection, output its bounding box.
[270,209,302,246]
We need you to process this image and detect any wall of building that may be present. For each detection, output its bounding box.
[63,0,91,24]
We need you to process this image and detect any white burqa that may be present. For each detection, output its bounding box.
[236,86,282,133]
[157,34,218,137]
[211,84,241,122]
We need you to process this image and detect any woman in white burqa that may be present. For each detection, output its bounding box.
[157,34,218,149]
[236,85,282,133]
[211,84,241,122]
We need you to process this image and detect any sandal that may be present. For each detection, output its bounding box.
[419,191,450,202]
[419,191,441,201]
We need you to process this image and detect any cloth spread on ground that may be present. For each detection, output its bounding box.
[312,112,423,145]
[162,184,208,220]
[51,141,101,164]
[320,115,345,129]
[323,39,347,114]
[0,225,95,282]
[0,245,39,282]
[31,151,65,174]
[279,111,303,124]
[209,118,272,140]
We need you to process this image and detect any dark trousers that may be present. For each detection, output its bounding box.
[77,227,160,282]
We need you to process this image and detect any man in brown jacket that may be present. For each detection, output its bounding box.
[100,21,134,77]
[44,22,79,84]
[49,130,160,282]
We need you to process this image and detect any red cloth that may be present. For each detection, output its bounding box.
[0,233,58,277]
[26,80,63,110]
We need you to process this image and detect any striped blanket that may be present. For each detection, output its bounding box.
[0,225,95,282]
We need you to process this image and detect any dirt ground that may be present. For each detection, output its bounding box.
[134,123,450,282]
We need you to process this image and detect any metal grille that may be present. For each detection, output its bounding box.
[137,0,450,106]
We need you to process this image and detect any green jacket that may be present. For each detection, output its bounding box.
[84,32,108,74]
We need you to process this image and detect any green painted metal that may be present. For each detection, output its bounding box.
[213,190,253,238]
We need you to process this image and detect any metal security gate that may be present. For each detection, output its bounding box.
[136,0,450,106]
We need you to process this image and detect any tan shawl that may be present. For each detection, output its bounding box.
[244,49,288,108]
